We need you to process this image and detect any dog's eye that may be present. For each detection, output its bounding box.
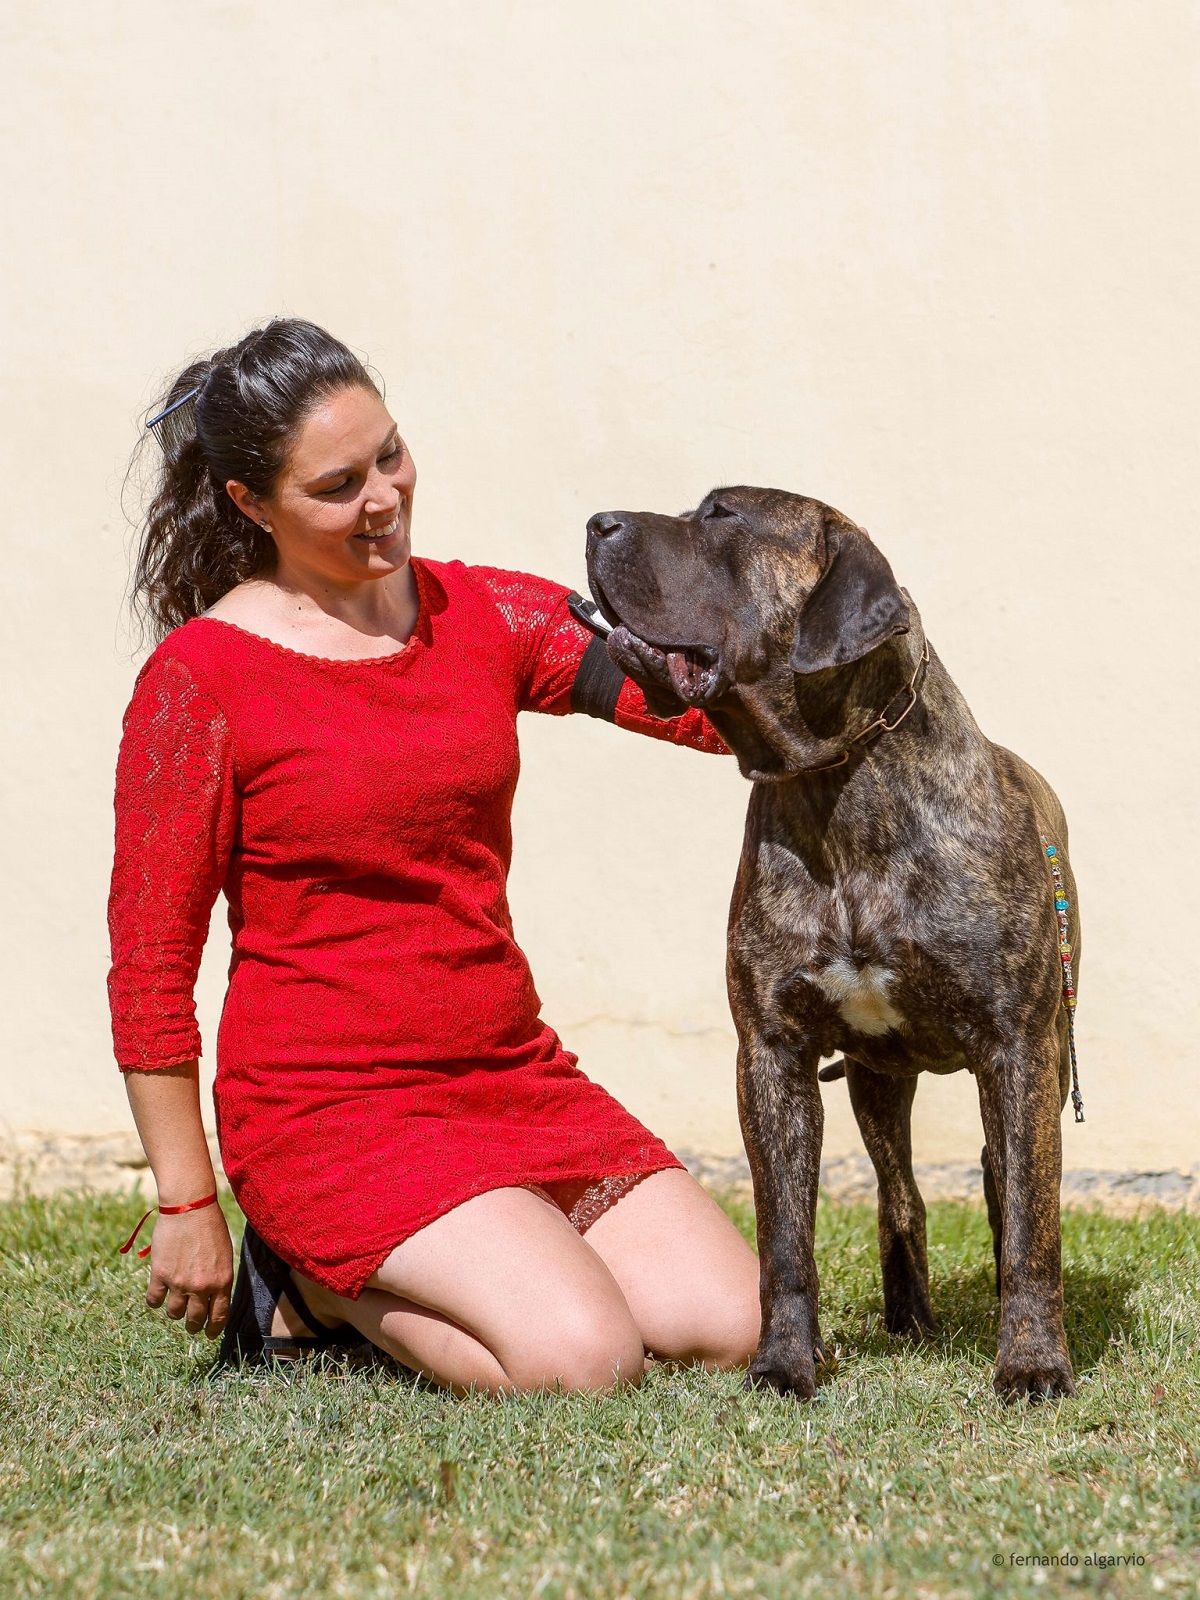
[704,503,737,520]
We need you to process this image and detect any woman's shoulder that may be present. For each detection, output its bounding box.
[436,558,573,624]
[129,605,249,707]
[196,579,272,628]
[193,578,311,647]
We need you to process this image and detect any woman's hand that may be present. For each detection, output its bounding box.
[122,1061,233,1337]
[145,1203,234,1338]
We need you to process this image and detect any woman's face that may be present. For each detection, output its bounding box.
[228,384,417,587]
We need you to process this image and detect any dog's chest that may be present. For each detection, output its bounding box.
[805,956,905,1037]
[746,843,961,1054]
[804,881,912,1040]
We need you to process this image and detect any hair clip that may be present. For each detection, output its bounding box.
[146,385,202,452]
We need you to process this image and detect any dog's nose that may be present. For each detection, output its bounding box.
[587,512,626,539]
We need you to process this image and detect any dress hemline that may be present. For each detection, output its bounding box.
[241,1153,688,1301]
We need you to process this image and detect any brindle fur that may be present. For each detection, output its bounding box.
[585,488,1080,1403]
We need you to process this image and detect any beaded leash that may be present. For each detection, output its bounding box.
[1040,834,1085,1123]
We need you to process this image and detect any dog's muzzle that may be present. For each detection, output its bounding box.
[608,625,725,704]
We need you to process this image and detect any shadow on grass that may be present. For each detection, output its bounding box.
[183,1191,1140,1395]
[196,1340,436,1390]
[838,1260,1138,1379]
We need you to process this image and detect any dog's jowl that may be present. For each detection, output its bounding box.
[585,488,1080,1403]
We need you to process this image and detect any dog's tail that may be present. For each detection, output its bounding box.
[818,1058,847,1083]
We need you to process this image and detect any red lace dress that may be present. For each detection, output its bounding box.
[107,558,729,1297]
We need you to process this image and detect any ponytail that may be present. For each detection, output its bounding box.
[128,320,376,643]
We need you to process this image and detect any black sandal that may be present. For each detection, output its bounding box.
[216,1220,370,1368]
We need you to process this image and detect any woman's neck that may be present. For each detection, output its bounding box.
[251,558,420,640]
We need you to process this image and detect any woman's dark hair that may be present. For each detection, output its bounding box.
[129,318,377,642]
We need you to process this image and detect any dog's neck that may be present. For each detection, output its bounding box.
[787,622,930,779]
[706,604,999,846]
[707,609,935,781]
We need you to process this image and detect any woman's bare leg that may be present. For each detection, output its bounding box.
[579,1168,761,1370]
[281,1185,646,1395]
[276,1171,760,1389]
[284,1279,511,1395]
[273,1274,509,1395]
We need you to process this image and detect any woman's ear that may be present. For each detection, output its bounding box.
[788,520,910,674]
[225,479,271,532]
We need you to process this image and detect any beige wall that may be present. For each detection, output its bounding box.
[2,1,1197,1177]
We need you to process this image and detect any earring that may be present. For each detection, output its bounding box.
[260,522,272,533]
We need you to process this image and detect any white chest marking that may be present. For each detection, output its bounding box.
[811,959,905,1036]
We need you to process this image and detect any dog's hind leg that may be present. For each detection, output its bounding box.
[844,1063,936,1338]
[981,1143,1003,1296]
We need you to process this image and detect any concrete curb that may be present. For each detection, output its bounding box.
[678,1150,1200,1216]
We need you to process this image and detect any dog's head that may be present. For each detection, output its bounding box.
[584,487,912,777]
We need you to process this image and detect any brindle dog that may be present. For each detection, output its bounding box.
[584,487,1080,1403]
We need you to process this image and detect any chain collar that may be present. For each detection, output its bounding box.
[793,636,931,775]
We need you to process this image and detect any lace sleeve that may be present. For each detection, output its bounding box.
[106,651,239,1072]
[469,564,730,756]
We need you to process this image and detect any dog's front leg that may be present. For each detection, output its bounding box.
[976,1035,1075,1402]
[737,1031,826,1399]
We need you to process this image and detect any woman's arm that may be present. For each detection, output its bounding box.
[467,564,732,754]
[124,1061,232,1337]
[107,649,240,1336]
[125,1060,217,1204]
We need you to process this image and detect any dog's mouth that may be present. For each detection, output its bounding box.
[611,625,724,702]
[589,580,727,705]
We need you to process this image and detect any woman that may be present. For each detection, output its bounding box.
[109,318,760,1394]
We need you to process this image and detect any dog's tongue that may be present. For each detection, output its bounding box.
[667,649,701,698]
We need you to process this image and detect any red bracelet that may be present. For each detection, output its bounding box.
[117,1191,220,1258]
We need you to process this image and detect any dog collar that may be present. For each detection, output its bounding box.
[795,635,931,776]
[567,592,614,640]
[569,587,931,781]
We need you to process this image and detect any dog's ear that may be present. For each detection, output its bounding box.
[788,521,910,674]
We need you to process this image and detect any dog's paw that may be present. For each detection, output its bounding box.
[744,1361,817,1400]
[744,1341,823,1401]
[993,1343,1076,1404]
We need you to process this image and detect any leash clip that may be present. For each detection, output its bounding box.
[567,593,614,640]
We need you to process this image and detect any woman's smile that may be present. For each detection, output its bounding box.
[353,511,402,543]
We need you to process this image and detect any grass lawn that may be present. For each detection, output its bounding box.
[1,1188,1197,1599]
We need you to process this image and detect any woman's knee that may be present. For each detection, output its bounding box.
[656,1288,762,1372]
[503,1305,646,1393]
[366,1186,649,1393]
[705,1291,762,1370]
